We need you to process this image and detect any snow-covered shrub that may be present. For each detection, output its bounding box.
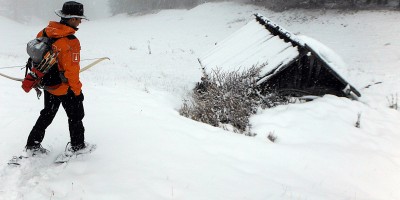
[355,112,361,128]
[180,66,290,135]
[267,131,277,143]
[387,93,398,110]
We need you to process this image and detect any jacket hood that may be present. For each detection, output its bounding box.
[44,21,76,38]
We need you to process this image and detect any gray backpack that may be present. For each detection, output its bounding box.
[27,36,54,64]
[22,29,60,94]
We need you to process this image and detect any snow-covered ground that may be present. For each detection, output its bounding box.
[1,2,400,200]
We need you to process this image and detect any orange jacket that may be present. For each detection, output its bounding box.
[37,21,82,96]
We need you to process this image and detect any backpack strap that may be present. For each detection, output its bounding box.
[24,58,32,77]
[66,35,77,40]
[42,29,48,37]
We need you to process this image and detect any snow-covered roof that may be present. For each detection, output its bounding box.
[199,13,361,97]
[199,17,299,77]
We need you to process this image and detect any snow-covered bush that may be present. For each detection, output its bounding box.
[387,93,398,110]
[180,66,290,135]
[355,112,361,128]
[267,131,277,142]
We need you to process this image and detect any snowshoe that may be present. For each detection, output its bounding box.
[55,142,96,164]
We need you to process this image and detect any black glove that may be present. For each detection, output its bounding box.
[76,92,84,102]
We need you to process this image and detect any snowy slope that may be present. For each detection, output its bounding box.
[0,2,400,200]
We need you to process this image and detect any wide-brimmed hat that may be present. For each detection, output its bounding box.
[55,1,87,19]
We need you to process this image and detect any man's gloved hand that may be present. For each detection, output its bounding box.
[76,92,84,102]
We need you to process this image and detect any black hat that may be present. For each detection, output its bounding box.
[55,1,87,19]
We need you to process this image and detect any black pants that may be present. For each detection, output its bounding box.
[26,89,85,147]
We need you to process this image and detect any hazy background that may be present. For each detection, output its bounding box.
[0,0,399,23]
[0,0,110,22]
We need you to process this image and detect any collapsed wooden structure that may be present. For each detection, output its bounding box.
[199,13,361,98]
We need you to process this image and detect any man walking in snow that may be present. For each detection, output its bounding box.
[25,1,93,155]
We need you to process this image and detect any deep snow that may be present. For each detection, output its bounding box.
[0,2,400,200]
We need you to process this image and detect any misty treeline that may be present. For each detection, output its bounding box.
[247,0,400,10]
[108,0,204,14]
[108,0,400,15]
[0,0,62,21]
[0,0,399,22]
[0,0,106,22]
